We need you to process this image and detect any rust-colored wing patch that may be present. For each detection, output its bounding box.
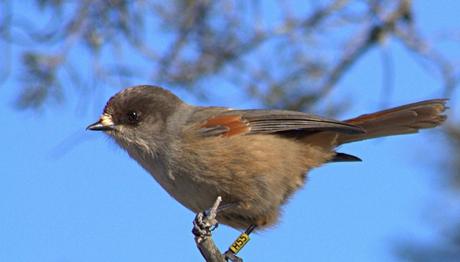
[201,115,251,137]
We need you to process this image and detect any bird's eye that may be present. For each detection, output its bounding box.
[127,111,139,124]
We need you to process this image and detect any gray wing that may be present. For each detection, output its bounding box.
[196,108,365,137]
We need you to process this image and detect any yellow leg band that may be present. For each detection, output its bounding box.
[229,232,250,254]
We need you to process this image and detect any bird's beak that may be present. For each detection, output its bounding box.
[86,114,115,131]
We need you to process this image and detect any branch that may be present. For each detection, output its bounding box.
[316,0,412,98]
[193,196,226,262]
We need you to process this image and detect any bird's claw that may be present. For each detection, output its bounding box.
[192,196,222,242]
[192,211,218,238]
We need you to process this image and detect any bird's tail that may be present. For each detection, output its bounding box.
[337,99,448,145]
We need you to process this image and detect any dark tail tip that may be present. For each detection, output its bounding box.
[329,152,362,163]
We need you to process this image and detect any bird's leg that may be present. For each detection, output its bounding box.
[192,196,222,242]
[224,224,257,262]
[193,198,240,241]
[192,196,227,262]
[192,198,253,262]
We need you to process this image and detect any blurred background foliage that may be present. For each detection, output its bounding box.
[1,0,459,260]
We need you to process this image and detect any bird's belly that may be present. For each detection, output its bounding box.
[125,134,335,229]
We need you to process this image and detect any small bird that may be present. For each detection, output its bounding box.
[87,85,447,231]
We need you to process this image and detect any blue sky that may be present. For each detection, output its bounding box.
[1,1,459,261]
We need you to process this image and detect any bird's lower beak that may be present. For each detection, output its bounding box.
[86,114,115,131]
[86,121,114,131]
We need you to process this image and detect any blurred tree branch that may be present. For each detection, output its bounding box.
[2,0,457,111]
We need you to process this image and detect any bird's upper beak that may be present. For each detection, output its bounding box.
[86,113,115,131]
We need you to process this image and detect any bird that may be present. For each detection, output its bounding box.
[87,85,447,232]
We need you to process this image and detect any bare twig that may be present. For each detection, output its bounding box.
[316,0,412,98]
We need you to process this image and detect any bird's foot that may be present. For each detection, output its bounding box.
[192,196,222,243]
[192,197,255,262]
